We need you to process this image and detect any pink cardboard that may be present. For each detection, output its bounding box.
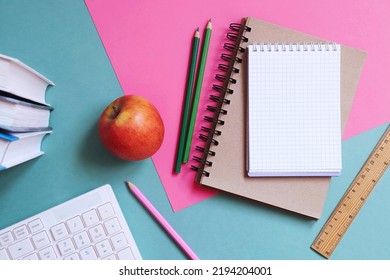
[85,0,390,211]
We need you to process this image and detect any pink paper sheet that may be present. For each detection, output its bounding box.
[85,0,390,211]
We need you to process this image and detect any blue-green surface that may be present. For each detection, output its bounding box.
[0,0,389,260]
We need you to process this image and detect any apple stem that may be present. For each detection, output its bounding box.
[110,105,120,119]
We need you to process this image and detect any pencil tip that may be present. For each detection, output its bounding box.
[125,180,133,188]
[207,19,212,29]
[196,27,199,31]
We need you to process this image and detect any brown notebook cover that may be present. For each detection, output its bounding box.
[192,17,366,219]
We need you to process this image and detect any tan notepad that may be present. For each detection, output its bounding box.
[192,17,366,219]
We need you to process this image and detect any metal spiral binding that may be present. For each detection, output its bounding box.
[195,145,216,156]
[252,42,338,52]
[192,156,213,167]
[201,126,222,136]
[191,22,251,177]
[212,84,233,94]
[198,134,219,146]
[206,105,228,115]
[218,63,239,74]
[223,42,245,53]
[221,53,243,63]
[204,115,224,125]
[209,94,230,105]
[215,73,236,84]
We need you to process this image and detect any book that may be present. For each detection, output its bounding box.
[191,17,366,219]
[0,54,54,105]
[0,92,53,133]
[246,43,342,177]
[0,130,52,170]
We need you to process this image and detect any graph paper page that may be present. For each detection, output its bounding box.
[247,43,341,177]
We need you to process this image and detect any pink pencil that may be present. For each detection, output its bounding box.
[126,181,199,260]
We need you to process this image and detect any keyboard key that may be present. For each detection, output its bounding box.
[73,231,91,249]
[79,246,98,260]
[96,239,113,257]
[39,246,57,260]
[50,223,68,241]
[102,254,117,260]
[98,203,115,220]
[32,231,50,249]
[28,219,44,233]
[0,248,10,260]
[13,225,29,239]
[104,218,121,235]
[117,247,135,260]
[82,209,99,227]
[89,224,106,242]
[63,253,80,260]
[0,231,14,247]
[23,253,39,260]
[57,238,75,256]
[8,238,34,259]
[110,232,128,250]
[66,216,84,234]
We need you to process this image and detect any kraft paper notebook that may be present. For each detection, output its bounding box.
[192,17,366,219]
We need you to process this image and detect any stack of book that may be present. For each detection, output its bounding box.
[0,54,54,171]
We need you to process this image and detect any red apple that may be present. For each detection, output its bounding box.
[98,95,164,161]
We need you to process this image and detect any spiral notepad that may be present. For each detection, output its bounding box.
[247,43,341,177]
[190,16,365,218]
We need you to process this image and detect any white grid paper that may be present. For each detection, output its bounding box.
[247,43,341,177]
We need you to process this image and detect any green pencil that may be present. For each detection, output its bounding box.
[183,19,212,163]
[174,27,200,173]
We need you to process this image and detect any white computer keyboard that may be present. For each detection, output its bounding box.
[0,184,142,260]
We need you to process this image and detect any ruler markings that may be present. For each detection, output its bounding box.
[311,125,390,258]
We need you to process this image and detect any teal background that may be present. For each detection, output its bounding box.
[1,0,389,260]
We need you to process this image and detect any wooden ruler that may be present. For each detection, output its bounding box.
[311,124,390,258]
